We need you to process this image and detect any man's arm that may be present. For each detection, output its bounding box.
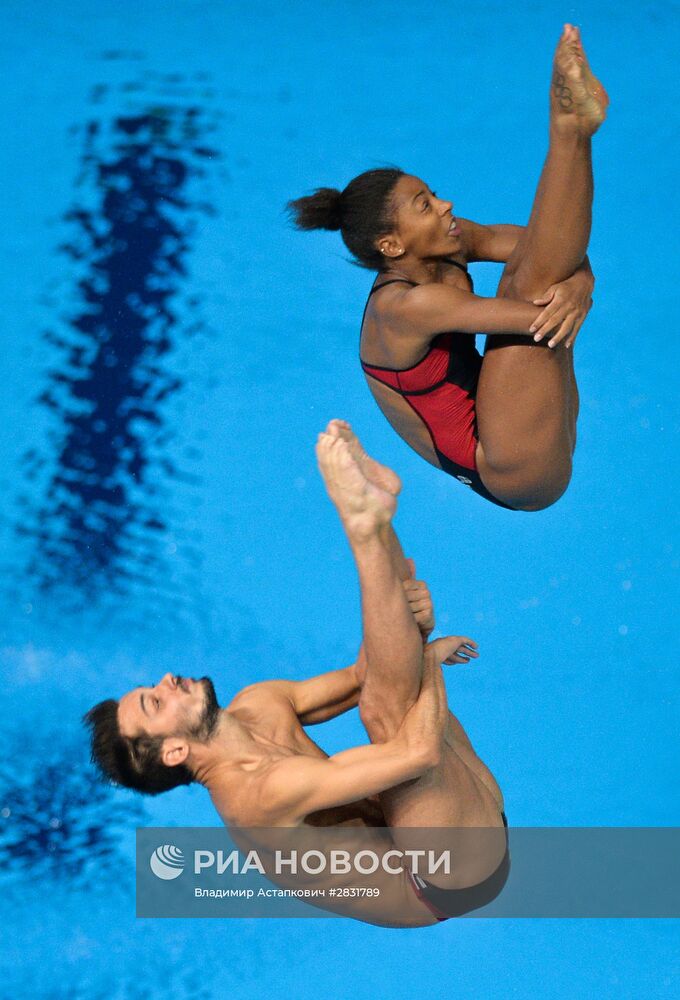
[262,736,437,818]
[262,655,447,819]
[245,665,361,726]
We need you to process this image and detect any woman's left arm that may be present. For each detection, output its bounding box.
[461,218,595,349]
[530,257,595,349]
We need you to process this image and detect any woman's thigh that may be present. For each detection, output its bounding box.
[473,268,575,507]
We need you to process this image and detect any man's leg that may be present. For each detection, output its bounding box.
[325,420,413,581]
[318,423,507,896]
[316,427,423,743]
[317,421,504,826]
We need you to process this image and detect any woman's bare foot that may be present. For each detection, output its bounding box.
[551,24,609,135]
[316,430,397,540]
[325,419,402,497]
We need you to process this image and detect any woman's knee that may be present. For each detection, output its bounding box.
[496,267,519,300]
[483,471,571,512]
[497,262,553,303]
[477,446,572,511]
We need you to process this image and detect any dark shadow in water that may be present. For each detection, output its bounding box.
[0,729,145,890]
[17,80,220,623]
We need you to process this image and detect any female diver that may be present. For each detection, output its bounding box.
[288,25,608,511]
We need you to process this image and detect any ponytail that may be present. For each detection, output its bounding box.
[287,187,343,231]
[287,167,405,270]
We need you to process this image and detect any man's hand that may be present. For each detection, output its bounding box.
[403,558,435,640]
[427,635,479,665]
[530,262,595,349]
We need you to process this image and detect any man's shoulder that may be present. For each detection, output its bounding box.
[209,756,280,827]
[212,757,308,828]
[227,680,297,716]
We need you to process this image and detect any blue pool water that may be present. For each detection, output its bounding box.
[1,1,678,996]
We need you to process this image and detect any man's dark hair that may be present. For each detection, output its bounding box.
[82,699,194,796]
[287,167,405,270]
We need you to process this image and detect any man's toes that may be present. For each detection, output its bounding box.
[333,439,351,464]
[316,433,335,461]
[339,445,355,468]
[328,438,348,470]
[328,418,354,443]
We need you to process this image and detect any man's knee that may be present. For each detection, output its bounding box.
[359,702,389,743]
[359,692,416,744]
[359,698,396,743]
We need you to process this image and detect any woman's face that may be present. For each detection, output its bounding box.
[379,174,462,262]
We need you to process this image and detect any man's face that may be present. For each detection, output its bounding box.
[118,673,220,744]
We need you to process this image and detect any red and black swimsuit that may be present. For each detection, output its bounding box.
[360,261,513,510]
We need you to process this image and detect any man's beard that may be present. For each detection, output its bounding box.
[184,676,220,742]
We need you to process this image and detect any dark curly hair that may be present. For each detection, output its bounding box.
[287,167,405,270]
[82,698,194,796]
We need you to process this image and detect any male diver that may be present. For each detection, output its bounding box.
[84,420,507,927]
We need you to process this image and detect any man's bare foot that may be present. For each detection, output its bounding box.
[316,430,397,540]
[551,24,609,135]
[325,419,402,497]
